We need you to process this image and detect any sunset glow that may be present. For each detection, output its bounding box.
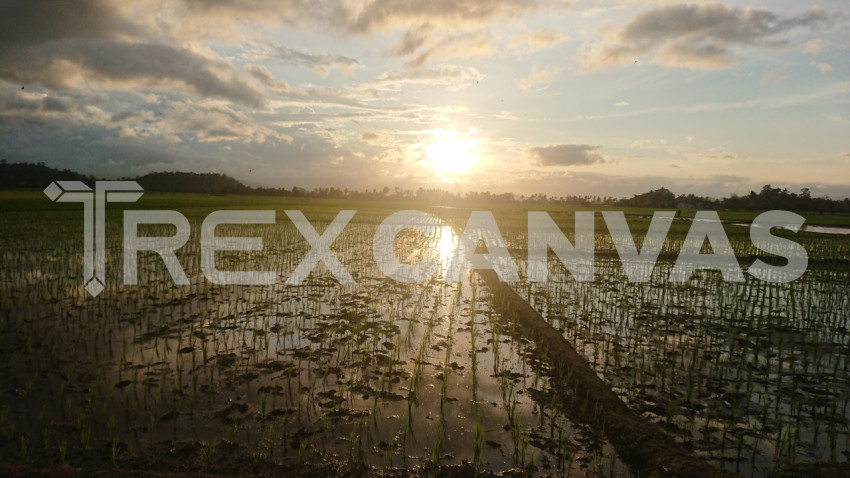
[0,1,846,198]
[2,2,850,477]
[424,130,480,175]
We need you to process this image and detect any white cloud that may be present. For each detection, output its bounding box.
[509,28,569,53]
[366,64,484,91]
[802,39,830,53]
[813,62,833,74]
[516,66,564,91]
[495,110,518,120]
[631,138,667,148]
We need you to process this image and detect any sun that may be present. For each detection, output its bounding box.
[424,129,479,173]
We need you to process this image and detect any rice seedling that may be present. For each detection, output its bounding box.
[1,193,844,477]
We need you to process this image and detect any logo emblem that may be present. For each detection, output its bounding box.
[44,181,144,296]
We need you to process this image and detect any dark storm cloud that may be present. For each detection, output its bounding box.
[528,144,608,167]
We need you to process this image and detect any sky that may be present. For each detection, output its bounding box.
[1,0,848,199]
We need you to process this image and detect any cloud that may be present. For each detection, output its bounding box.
[245,64,302,93]
[366,65,483,91]
[760,66,789,85]
[1,16,266,108]
[386,24,434,56]
[174,0,333,30]
[174,0,568,66]
[516,66,563,90]
[579,4,834,71]
[362,2,571,65]
[384,20,571,67]
[528,144,608,166]
[631,138,667,147]
[403,30,494,68]
[255,44,362,76]
[176,0,567,35]
[0,93,44,113]
[614,101,629,107]
[342,0,559,34]
[0,85,285,146]
[0,0,136,50]
[0,106,192,174]
[654,37,736,69]
[710,174,749,183]
[568,81,850,120]
[41,96,71,112]
[353,121,388,145]
[55,40,265,106]
[1,1,270,108]
[802,39,830,53]
[509,28,569,53]
[812,62,833,74]
[700,147,739,161]
[160,101,292,143]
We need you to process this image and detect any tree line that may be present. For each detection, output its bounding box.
[617,186,850,214]
[2,160,848,213]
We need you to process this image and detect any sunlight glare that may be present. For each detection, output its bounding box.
[425,130,479,173]
[435,225,459,272]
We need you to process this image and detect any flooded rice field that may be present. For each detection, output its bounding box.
[0,200,848,477]
[0,211,627,476]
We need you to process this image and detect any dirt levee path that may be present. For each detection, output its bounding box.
[477,269,731,478]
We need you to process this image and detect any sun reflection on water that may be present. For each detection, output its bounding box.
[434,225,460,276]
